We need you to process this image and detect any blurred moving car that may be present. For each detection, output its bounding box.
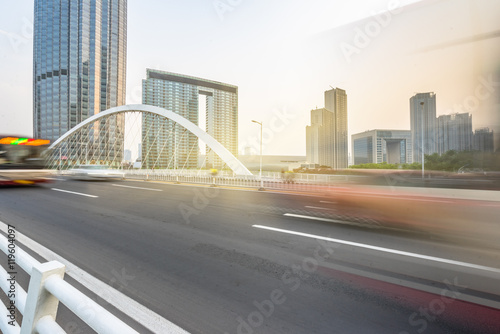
[69,165,125,181]
[0,135,53,186]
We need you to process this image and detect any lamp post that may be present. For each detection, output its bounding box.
[420,101,425,179]
[251,120,264,191]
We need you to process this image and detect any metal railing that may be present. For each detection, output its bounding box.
[123,169,353,192]
[0,233,138,334]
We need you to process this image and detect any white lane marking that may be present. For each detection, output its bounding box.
[349,192,453,203]
[252,224,500,274]
[112,184,162,192]
[305,206,336,211]
[396,197,452,203]
[284,213,349,224]
[0,221,190,334]
[320,201,336,204]
[51,188,98,198]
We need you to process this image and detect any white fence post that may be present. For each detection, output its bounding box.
[20,261,65,334]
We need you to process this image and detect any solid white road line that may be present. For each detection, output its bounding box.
[51,188,98,198]
[252,224,500,274]
[0,221,189,334]
[319,201,336,204]
[112,184,163,192]
[305,206,336,211]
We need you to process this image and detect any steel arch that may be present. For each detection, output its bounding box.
[49,104,252,176]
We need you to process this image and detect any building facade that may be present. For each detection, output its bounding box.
[325,88,348,169]
[142,69,238,169]
[473,128,494,152]
[410,92,437,163]
[306,108,335,167]
[436,112,473,154]
[306,88,348,169]
[33,0,127,164]
[352,129,412,165]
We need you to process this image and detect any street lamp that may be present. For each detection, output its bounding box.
[251,120,264,191]
[420,101,425,179]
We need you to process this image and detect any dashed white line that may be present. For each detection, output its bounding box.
[305,206,336,211]
[112,184,162,192]
[51,188,98,198]
[252,224,500,274]
[352,192,453,203]
[284,213,348,224]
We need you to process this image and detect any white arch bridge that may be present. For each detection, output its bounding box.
[46,104,252,176]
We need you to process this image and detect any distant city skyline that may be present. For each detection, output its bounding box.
[1,0,499,157]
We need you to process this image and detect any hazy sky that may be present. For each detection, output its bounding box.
[1,0,499,158]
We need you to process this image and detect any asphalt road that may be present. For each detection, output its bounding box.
[0,179,499,334]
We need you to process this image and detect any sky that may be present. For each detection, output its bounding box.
[0,0,499,159]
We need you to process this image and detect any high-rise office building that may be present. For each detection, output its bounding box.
[141,69,238,169]
[352,129,412,165]
[410,92,437,163]
[33,0,127,163]
[473,128,494,152]
[306,108,335,167]
[325,88,348,169]
[306,88,348,169]
[436,112,473,154]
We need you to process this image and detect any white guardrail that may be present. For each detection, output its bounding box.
[0,231,138,334]
[122,170,353,191]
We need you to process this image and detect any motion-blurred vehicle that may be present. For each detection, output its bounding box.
[69,165,125,181]
[319,183,500,250]
[0,135,53,186]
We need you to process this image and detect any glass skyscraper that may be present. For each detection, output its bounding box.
[33,0,127,162]
[325,88,348,169]
[410,92,437,163]
[141,69,238,170]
